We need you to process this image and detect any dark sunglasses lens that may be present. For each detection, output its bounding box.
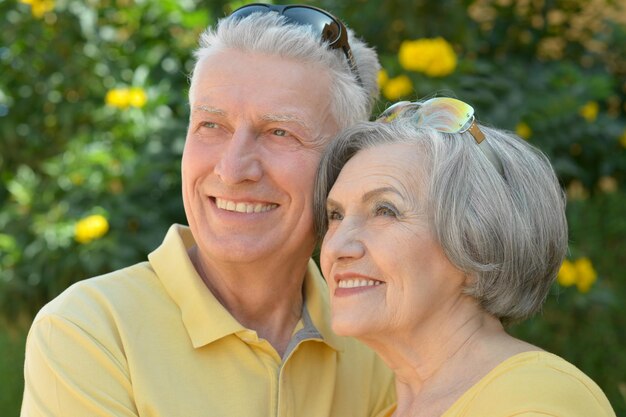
[230,4,270,20]
[282,8,340,44]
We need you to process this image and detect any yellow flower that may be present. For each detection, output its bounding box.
[557,260,577,287]
[557,257,598,293]
[128,87,148,108]
[382,75,413,100]
[579,101,599,122]
[398,40,422,71]
[19,0,54,18]
[75,214,110,244]
[105,87,148,109]
[377,69,389,89]
[566,180,589,201]
[516,122,532,140]
[619,129,626,148]
[105,88,130,108]
[574,257,597,293]
[398,37,457,77]
[598,176,618,193]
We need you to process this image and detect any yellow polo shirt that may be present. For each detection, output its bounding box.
[22,224,395,417]
[382,351,616,417]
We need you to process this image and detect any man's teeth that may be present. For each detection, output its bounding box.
[337,279,382,289]
[215,198,277,213]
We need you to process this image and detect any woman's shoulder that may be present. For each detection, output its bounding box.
[451,351,616,417]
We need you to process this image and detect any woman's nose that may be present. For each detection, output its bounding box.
[322,218,366,263]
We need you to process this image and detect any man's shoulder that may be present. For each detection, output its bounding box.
[34,260,165,327]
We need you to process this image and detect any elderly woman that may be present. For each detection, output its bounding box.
[314,97,616,417]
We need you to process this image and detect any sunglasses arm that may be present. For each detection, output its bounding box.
[330,23,362,87]
[477,140,504,176]
[342,47,363,87]
[468,120,504,176]
[468,121,485,143]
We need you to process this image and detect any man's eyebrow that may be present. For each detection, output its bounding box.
[190,107,312,131]
[192,105,226,116]
[261,113,312,132]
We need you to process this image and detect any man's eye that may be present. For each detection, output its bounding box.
[272,129,287,137]
[200,121,218,129]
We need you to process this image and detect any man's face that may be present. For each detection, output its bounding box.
[183,49,338,267]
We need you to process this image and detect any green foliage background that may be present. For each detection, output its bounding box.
[1,0,625,415]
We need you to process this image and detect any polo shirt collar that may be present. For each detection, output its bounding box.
[302,257,345,351]
[149,224,245,348]
[148,224,344,352]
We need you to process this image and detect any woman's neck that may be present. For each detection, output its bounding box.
[362,303,536,417]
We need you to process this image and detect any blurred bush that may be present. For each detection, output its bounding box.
[332,0,626,191]
[1,0,625,415]
[0,0,214,318]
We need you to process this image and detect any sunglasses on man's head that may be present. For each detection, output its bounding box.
[229,3,362,86]
[378,97,504,176]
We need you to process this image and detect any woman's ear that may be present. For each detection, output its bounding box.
[463,272,478,288]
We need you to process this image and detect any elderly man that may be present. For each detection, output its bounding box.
[21,4,395,417]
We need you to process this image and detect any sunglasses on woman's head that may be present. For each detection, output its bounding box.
[229,3,362,87]
[377,97,504,176]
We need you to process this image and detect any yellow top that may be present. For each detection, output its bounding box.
[383,351,616,417]
[22,224,395,417]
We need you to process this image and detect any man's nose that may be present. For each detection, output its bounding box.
[214,127,263,185]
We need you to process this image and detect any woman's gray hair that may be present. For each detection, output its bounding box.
[314,111,568,324]
[189,12,381,129]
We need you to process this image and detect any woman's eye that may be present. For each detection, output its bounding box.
[327,210,343,221]
[375,204,398,217]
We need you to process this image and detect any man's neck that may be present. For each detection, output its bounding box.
[189,246,307,356]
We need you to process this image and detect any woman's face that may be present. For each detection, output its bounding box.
[320,143,467,340]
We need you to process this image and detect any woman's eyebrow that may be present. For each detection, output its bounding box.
[361,186,402,203]
[326,186,402,209]
[326,197,342,209]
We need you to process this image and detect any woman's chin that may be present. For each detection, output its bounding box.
[331,314,375,339]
